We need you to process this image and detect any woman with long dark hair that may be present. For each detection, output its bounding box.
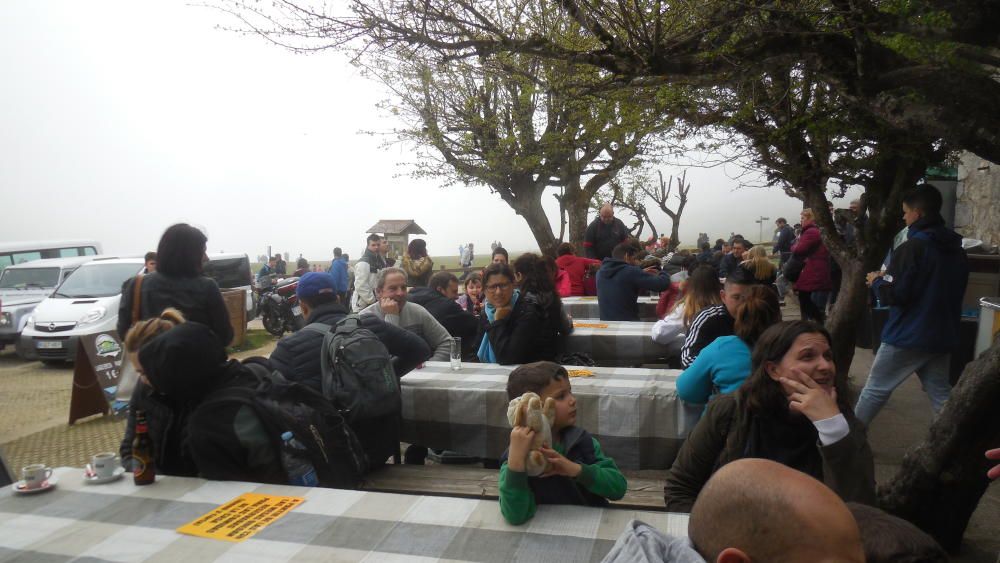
[401,238,434,287]
[117,223,233,345]
[664,320,875,512]
[476,261,570,364]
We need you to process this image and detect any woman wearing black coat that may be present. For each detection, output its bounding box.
[117,223,233,345]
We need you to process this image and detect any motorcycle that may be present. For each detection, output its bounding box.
[254,275,305,337]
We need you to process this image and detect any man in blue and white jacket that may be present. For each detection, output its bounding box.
[855,184,969,426]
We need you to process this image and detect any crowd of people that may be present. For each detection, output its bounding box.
[113,182,990,560]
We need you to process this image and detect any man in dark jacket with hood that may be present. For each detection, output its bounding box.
[855,184,969,426]
[270,272,431,466]
[584,204,629,260]
[408,271,479,357]
[597,241,672,321]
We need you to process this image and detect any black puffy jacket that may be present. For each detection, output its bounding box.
[269,302,431,393]
[408,286,479,355]
[478,291,571,365]
[117,272,233,346]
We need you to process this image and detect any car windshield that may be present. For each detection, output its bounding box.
[0,267,60,289]
[55,264,140,298]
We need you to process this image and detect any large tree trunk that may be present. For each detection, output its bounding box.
[668,216,681,251]
[565,195,590,252]
[511,197,559,257]
[878,335,1000,552]
[825,260,867,382]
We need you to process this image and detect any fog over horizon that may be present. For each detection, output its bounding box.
[1,2,864,263]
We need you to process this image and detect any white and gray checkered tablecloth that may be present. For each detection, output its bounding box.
[402,362,699,470]
[0,467,690,562]
[565,319,674,365]
[562,297,660,322]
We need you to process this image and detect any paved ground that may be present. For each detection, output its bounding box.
[1,312,997,559]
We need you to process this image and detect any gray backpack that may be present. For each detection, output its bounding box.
[301,315,400,423]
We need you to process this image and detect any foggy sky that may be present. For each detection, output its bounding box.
[0,2,862,261]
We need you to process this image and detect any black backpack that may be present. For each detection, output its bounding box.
[301,315,400,423]
[191,359,368,489]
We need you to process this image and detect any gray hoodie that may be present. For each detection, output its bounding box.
[602,520,705,563]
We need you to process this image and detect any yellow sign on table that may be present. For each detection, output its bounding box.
[567,369,594,378]
[573,322,609,329]
[177,493,305,542]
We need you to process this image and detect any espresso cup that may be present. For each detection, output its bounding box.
[92,452,120,478]
[22,464,52,489]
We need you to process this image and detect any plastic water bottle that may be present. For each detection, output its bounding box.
[280,431,319,487]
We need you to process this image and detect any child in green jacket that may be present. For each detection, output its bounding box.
[499,361,627,525]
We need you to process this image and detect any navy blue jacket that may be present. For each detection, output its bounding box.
[874,215,968,352]
[596,258,672,321]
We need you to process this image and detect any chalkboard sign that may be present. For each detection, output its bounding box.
[69,331,129,424]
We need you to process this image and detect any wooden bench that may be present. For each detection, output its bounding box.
[361,464,667,511]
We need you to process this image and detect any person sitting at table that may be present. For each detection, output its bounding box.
[455,272,484,316]
[499,361,627,525]
[513,253,573,343]
[679,266,755,368]
[554,242,601,297]
[120,308,198,477]
[409,271,479,358]
[269,272,431,466]
[597,240,673,321]
[664,320,876,512]
[688,458,865,563]
[676,285,781,405]
[651,264,722,356]
[478,262,570,364]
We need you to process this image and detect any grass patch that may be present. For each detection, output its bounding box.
[227,329,273,354]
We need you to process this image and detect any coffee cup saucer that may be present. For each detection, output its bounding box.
[83,467,126,485]
[12,477,59,495]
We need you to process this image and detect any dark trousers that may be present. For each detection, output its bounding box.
[799,291,828,324]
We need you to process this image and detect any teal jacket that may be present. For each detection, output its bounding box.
[676,335,751,404]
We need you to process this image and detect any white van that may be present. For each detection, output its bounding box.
[0,240,102,275]
[203,252,255,320]
[18,257,143,363]
[0,256,102,352]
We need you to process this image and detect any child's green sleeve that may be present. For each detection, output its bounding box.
[498,461,536,525]
[575,438,628,500]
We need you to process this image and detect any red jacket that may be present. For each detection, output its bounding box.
[791,223,832,291]
[555,254,602,297]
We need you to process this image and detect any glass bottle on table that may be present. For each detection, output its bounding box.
[131,410,155,486]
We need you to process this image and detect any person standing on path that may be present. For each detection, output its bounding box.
[791,208,832,324]
[351,234,386,312]
[583,204,629,261]
[854,184,969,426]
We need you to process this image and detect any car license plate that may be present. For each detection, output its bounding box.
[292,306,302,316]
[36,340,63,349]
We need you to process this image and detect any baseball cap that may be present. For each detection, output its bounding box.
[296,272,336,299]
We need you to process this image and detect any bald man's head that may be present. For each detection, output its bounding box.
[689,459,864,563]
[599,204,615,224]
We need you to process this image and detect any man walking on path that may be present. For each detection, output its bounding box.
[351,234,386,312]
[584,204,629,261]
[855,184,969,426]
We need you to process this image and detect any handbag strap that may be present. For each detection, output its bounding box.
[131,274,144,326]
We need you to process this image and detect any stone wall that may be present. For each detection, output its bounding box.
[956,153,1000,248]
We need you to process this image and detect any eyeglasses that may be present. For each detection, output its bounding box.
[485,282,512,293]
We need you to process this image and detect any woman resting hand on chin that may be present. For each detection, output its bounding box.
[664,320,876,512]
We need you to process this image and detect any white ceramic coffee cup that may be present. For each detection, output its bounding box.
[22,464,52,489]
[92,452,121,478]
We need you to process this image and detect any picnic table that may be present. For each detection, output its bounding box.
[565,319,674,365]
[0,467,689,562]
[401,361,700,470]
[562,295,660,321]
